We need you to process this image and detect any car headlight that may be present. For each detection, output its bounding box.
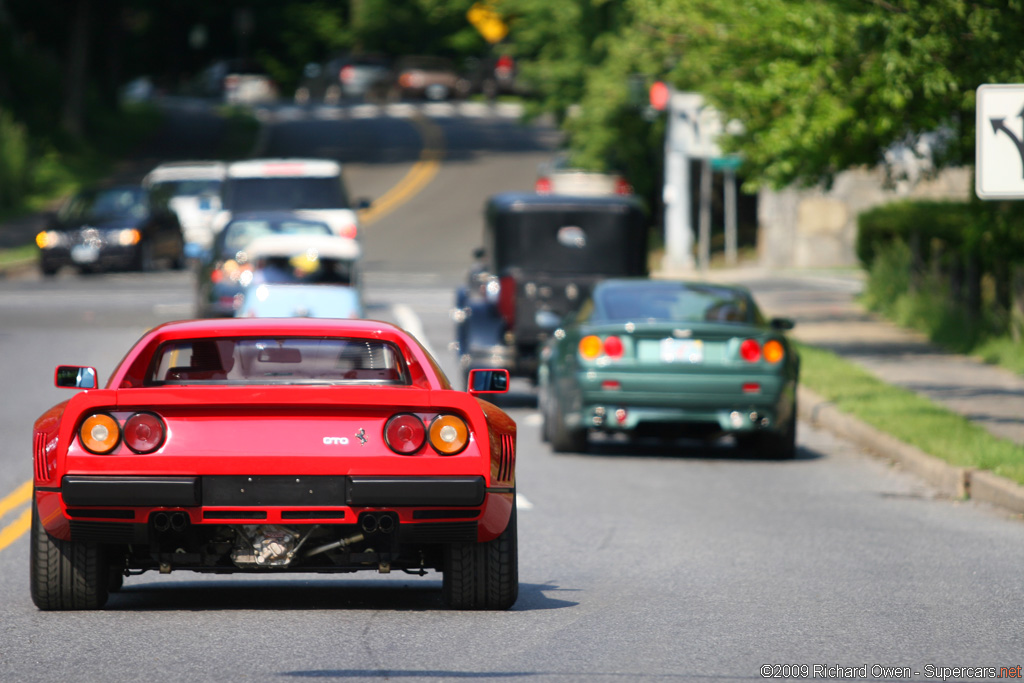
[117,228,141,246]
[36,231,65,249]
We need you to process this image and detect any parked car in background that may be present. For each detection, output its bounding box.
[453,192,649,387]
[294,53,391,105]
[196,212,335,317]
[388,55,467,101]
[31,317,518,610]
[143,161,226,260]
[539,279,799,457]
[36,185,185,276]
[461,54,519,100]
[215,158,369,240]
[535,153,633,196]
[222,60,279,104]
[236,233,364,319]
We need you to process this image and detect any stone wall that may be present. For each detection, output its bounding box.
[757,166,973,268]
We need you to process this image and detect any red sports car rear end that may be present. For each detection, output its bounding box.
[31,318,517,610]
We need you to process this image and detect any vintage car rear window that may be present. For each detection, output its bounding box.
[147,337,408,385]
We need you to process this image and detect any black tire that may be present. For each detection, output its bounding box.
[550,395,587,454]
[134,241,155,272]
[443,502,518,610]
[40,263,58,277]
[30,499,110,610]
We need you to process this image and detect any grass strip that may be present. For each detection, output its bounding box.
[797,341,1024,486]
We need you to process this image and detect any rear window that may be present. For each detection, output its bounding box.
[223,177,349,211]
[221,218,332,254]
[147,337,408,385]
[595,284,757,324]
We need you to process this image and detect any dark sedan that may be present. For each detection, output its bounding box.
[539,278,800,458]
[195,211,335,317]
[36,185,185,275]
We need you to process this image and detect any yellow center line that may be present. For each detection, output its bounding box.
[0,480,32,519]
[0,507,31,552]
[358,114,445,227]
[0,481,33,552]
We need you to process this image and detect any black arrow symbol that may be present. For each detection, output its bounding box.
[991,105,1024,178]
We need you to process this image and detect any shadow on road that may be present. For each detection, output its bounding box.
[103,579,577,612]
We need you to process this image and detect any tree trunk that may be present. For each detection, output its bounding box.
[965,252,981,324]
[1012,263,1024,343]
[62,0,92,137]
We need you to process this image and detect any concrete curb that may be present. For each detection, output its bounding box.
[799,385,1024,515]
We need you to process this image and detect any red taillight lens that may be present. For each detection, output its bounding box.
[340,65,354,82]
[384,414,426,455]
[497,275,516,328]
[80,413,120,454]
[210,269,224,284]
[123,412,166,454]
[603,336,624,359]
[614,178,633,195]
[579,335,624,361]
[429,415,469,455]
[740,339,761,362]
[535,177,552,193]
[763,340,785,364]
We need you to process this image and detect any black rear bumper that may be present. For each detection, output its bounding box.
[60,474,486,508]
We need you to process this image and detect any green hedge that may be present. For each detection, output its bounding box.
[857,199,1024,271]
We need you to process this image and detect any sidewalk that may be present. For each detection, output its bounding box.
[699,265,1024,514]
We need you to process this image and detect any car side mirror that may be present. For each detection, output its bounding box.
[467,369,509,395]
[55,365,98,389]
[770,317,795,331]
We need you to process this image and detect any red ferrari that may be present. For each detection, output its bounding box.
[31,318,517,610]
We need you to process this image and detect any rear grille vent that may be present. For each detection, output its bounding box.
[33,431,48,481]
[498,433,515,483]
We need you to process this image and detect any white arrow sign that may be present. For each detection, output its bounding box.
[976,83,1024,199]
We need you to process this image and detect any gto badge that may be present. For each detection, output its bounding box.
[355,428,367,445]
[323,437,350,445]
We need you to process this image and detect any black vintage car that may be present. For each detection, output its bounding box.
[36,185,185,276]
[453,192,649,386]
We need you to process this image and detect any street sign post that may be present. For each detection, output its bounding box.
[976,84,1024,199]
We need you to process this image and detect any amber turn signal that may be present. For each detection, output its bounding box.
[429,415,469,455]
[80,413,120,454]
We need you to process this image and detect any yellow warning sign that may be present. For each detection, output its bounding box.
[467,3,509,44]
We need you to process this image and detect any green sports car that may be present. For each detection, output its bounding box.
[538,278,800,458]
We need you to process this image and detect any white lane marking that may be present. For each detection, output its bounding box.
[517,495,534,510]
[522,413,543,426]
[391,303,438,360]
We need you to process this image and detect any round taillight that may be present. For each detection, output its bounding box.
[763,340,785,364]
[603,336,624,359]
[429,415,469,455]
[579,335,602,360]
[80,413,120,454]
[740,339,761,362]
[384,414,426,455]
[535,177,552,194]
[123,412,166,454]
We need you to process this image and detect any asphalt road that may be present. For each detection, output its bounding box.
[1,102,1022,683]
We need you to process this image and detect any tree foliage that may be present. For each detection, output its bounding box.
[497,0,1024,191]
